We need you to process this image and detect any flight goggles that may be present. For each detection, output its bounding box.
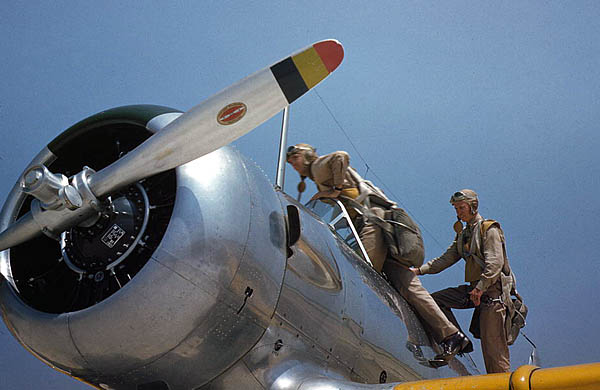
[286,145,314,159]
[449,190,477,204]
[450,191,468,202]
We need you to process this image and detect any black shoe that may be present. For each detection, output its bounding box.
[434,332,471,361]
[427,357,449,368]
[460,338,474,354]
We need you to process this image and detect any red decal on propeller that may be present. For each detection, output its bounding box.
[217,102,247,125]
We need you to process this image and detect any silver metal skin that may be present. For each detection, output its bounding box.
[0,106,477,389]
[275,106,290,190]
[203,192,477,390]
[1,146,288,389]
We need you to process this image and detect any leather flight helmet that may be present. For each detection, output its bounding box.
[286,143,317,163]
[287,143,317,197]
[450,189,478,233]
[450,189,479,213]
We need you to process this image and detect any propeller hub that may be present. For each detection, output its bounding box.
[61,183,149,274]
[21,165,71,210]
[24,168,43,186]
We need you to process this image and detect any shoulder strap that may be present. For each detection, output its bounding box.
[470,219,503,271]
[347,167,396,208]
[465,220,496,269]
[346,167,370,204]
[480,219,501,239]
[479,219,523,300]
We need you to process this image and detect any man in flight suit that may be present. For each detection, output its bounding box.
[286,144,470,363]
[410,189,512,373]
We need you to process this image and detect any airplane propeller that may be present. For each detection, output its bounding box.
[0,39,344,252]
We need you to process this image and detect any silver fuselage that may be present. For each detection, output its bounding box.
[0,108,474,390]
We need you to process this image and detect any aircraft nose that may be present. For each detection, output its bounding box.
[0,146,288,388]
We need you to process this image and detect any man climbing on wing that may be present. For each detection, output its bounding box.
[286,143,470,363]
[411,189,523,373]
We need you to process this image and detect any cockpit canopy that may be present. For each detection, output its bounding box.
[306,199,372,266]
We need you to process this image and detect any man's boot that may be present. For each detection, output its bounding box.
[434,331,471,361]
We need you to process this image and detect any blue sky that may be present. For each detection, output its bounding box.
[1,1,599,388]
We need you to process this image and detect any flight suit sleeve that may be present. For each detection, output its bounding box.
[328,151,350,188]
[475,226,504,292]
[419,240,461,275]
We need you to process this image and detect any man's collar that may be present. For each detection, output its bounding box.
[467,213,483,227]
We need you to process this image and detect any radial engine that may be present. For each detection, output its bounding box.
[0,105,288,389]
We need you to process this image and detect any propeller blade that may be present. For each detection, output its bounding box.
[88,39,344,197]
[0,40,344,252]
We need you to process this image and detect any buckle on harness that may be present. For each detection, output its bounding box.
[482,296,503,305]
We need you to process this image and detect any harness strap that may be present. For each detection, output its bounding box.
[341,196,421,235]
[467,221,523,302]
[347,167,396,208]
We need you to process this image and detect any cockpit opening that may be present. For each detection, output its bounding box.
[305,199,372,267]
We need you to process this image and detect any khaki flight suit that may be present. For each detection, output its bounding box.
[419,213,510,373]
[309,151,458,343]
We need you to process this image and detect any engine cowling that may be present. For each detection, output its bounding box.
[0,105,287,389]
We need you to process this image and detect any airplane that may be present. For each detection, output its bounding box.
[0,39,599,390]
